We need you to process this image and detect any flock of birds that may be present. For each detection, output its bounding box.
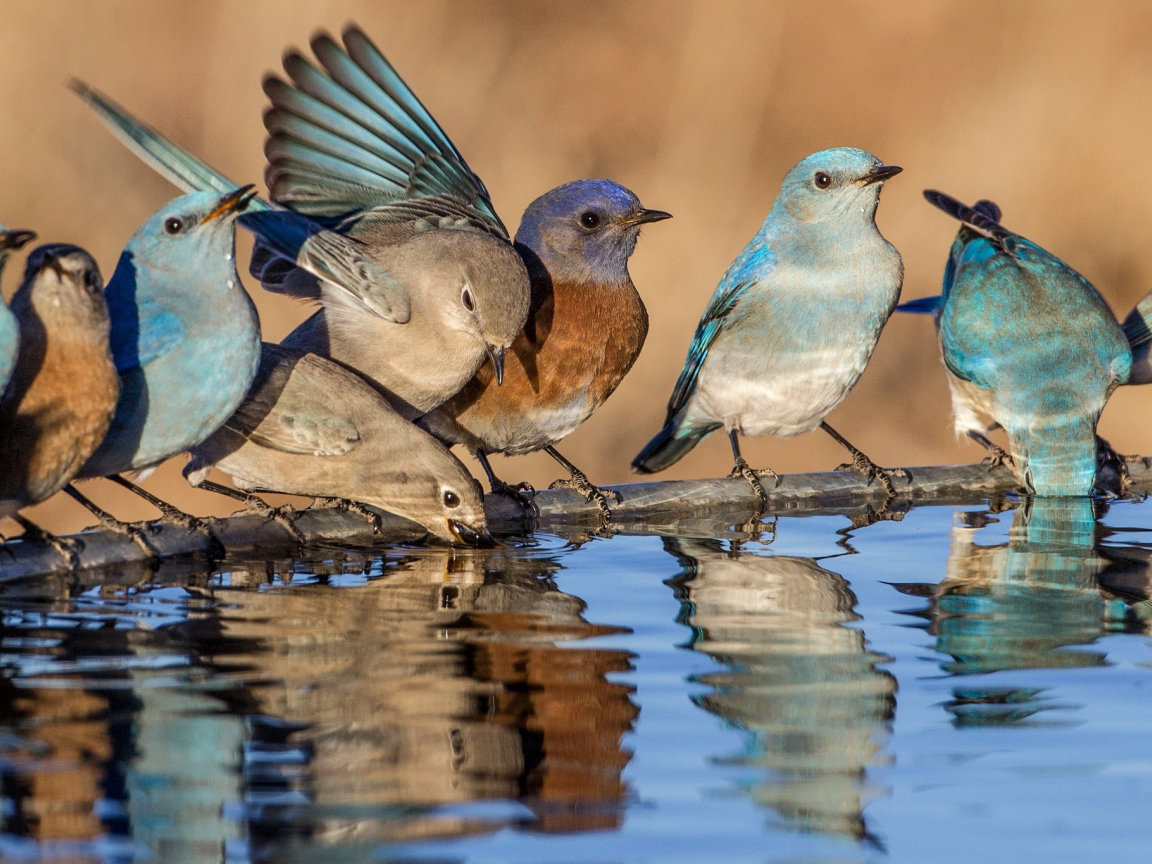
[1,24,1149,563]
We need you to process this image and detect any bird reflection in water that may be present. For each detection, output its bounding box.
[664,538,896,843]
[0,542,638,858]
[893,497,1130,725]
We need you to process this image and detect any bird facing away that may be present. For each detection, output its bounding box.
[76,188,261,481]
[0,245,119,517]
[72,26,531,422]
[185,343,491,546]
[908,191,1130,496]
[418,179,671,517]
[0,225,37,395]
[632,148,905,502]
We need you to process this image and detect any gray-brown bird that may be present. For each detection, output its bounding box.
[184,343,492,546]
[0,245,120,521]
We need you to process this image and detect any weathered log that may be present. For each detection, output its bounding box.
[0,459,1145,581]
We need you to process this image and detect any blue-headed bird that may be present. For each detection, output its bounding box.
[903,191,1130,496]
[632,148,904,503]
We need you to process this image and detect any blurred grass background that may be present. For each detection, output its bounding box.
[3,0,1152,533]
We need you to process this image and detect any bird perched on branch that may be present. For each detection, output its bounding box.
[633,148,905,504]
[185,343,492,546]
[0,245,119,546]
[419,180,670,518]
[901,191,1130,496]
[72,29,531,422]
[68,189,261,544]
[0,224,37,397]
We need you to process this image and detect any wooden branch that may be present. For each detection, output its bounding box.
[0,459,1144,581]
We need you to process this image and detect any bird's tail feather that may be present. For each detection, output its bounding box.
[69,80,253,201]
[631,419,720,474]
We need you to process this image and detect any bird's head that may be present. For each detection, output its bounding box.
[365,441,493,546]
[514,179,671,285]
[0,226,36,280]
[20,243,108,328]
[412,230,529,385]
[127,187,257,272]
[776,148,901,224]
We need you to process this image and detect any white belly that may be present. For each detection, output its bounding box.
[691,347,868,438]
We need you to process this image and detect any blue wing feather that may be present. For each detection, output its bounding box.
[895,295,943,314]
[263,27,504,230]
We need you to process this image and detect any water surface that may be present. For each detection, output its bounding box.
[2,496,1152,862]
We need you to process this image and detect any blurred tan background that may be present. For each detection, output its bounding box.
[4,0,1152,533]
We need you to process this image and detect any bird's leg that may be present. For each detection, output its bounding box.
[106,475,224,556]
[544,446,622,521]
[966,429,1014,471]
[192,479,306,545]
[311,497,382,535]
[726,429,779,509]
[822,422,907,497]
[11,515,83,569]
[475,450,535,505]
[64,485,160,559]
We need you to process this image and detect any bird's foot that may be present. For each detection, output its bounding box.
[841,494,908,532]
[727,458,780,508]
[312,497,382,535]
[981,444,1015,472]
[835,453,907,497]
[487,480,537,510]
[245,501,306,545]
[89,516,161,560]
[152,506,225,557]
[14,519,83,570]
[549,472,621,522]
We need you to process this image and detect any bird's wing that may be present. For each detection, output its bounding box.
[224,351,361,456]
[663,278,754,424]
[262,26,507,237]
[106,293,186,372]
[71,81,412,323]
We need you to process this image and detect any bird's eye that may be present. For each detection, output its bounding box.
[579,211,602,230]
[461,287,475,312]
[443,490,461,508]
[84,270,101,292]
[814,172,832,190]
[164,217,184,235]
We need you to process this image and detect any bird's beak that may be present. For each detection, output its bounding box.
[448,519,496,548]
[859,165,903,186]
[0,230,36,253]
[619,208,673,227]
[487,345,506,385]
[202,184,258,224]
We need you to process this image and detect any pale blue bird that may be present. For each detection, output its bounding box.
[902,191,1130,496]
[633,148,905,502]
[0,224,36,397]
[67,188,262,539]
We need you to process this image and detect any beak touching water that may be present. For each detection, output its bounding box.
[201,184,258,224]
[487,345,506,385]
[859,165,903,186]
[448,519,496,548]
[620,208,673,227]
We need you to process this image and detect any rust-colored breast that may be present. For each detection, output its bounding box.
[445,276,648,454]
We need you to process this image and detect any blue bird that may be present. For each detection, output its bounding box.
[0,224,36,398]
[67,188,262,538]
[903,191,1130,496]
[632,148,905,502]
[419,179,670,518]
